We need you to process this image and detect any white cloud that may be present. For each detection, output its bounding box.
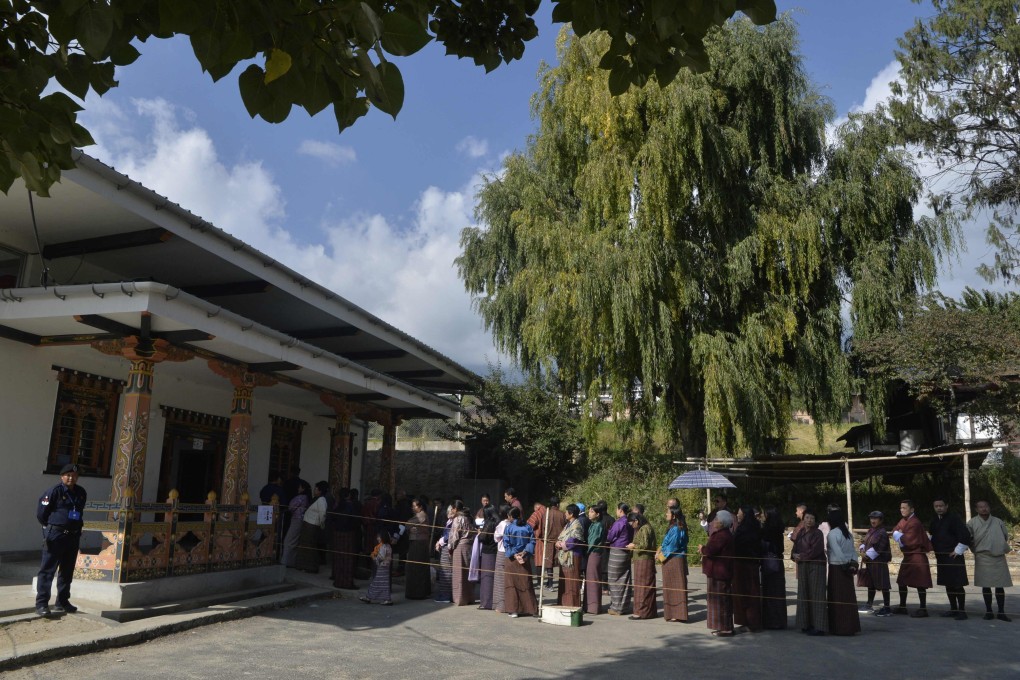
[79,97,500,373]
[826,61,901,143]
[296,139,357,166]
[455,135,489,159]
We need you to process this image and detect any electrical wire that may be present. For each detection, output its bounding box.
[27,189,51,288]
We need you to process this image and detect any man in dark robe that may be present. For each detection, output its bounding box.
[892,499,933,617]
[857,510,892,616]
[930,497,971,619]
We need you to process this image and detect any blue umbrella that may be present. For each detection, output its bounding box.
[667,469,736,490]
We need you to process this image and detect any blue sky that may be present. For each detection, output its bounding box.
[72,1,995,373]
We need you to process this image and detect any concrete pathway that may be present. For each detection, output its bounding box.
[2,566,1018,679]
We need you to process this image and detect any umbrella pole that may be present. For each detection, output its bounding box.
[843,458,853,533]
[538,505,550,615]
[706,488,711,513]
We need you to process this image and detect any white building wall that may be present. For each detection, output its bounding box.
[0,338,334,554]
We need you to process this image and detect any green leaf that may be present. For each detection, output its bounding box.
[607,63,631,96]
[50,122,73,145]
[47,9,77,45]
[381,10,431,57]
[370,61,404,117]
[570,1,596,36]
[87,61,117,95]
[54,66,90,99]
[297,72,334,117]
[353,2,384,44]
[333,96,370,133]
[238,64,269,118]
[736,0,777,25]
[60,0,90,14]
[109,41,141,67]
[158,0,199,34]
[17,151,46,194]
[264,48,292,84]
[69,122,95,147]
[219,29,254,67]
[76,4,114,59]
[550,0,574,24]
[654,59,681,87]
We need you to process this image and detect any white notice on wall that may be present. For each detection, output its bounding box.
[256,505,274,525]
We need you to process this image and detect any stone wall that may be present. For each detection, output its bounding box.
[360,448,505,506]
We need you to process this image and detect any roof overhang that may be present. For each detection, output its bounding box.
[0,281,460,420]
[0,152,479,394]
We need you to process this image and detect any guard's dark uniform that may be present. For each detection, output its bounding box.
[36,476,87,610]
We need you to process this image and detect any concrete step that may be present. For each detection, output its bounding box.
[100,582,299,623]
[0,559,39,582]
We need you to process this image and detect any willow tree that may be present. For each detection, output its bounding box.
[457,18,958,458]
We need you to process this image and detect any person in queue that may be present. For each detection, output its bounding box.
[792,509,827,636]
[700,510,735,636]
[502,506,538,618]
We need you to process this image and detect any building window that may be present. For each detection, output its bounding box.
[268,415,305,480]
[46,367,124,476]
[0,244,25,288]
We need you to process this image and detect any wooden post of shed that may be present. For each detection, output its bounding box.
[843,458,853,532]
[963,452,972,521]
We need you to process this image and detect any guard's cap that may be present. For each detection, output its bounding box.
[868,510,884,519]
[59,464,79,475]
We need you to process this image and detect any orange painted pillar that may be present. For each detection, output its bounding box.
[209,361,276,505]
[92,336,192,504]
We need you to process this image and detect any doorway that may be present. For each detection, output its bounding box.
[157,406,229,506]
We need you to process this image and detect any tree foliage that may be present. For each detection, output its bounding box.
[854,288,1020,431]
[0,0,776,195]
[891,0,1020,281]
[458,18,958,459]
[449,365,582,496]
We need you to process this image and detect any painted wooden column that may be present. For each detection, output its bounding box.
[321,394,354,493]
[209,361,277,506]
[92,336,192,504]
[379,414,400,497]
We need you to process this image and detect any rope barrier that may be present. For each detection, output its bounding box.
[274,505,1020,567]
[284,541,1020,615]
[275,505,1019,614]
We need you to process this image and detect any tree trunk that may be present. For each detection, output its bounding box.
[666,384,707,459]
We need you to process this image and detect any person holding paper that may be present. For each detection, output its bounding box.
[857,510,893,616]
[967,500,1013,621]
[892,499,933,617]
[930,498,972,620]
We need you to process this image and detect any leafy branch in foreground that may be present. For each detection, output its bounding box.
[0,0,776,195]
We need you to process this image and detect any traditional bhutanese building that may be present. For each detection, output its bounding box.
[0,153,475,604]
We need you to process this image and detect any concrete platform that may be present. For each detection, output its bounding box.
[0,572,337,672]
[39,564,288,608]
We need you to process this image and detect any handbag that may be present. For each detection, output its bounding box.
[762,551,783,575]
[760,539,783,574]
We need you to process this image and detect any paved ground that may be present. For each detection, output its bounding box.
[3,570,1018,680]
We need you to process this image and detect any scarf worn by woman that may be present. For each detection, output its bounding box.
[557,518,585,569]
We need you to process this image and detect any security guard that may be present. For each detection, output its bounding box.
[35,463,87,617]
